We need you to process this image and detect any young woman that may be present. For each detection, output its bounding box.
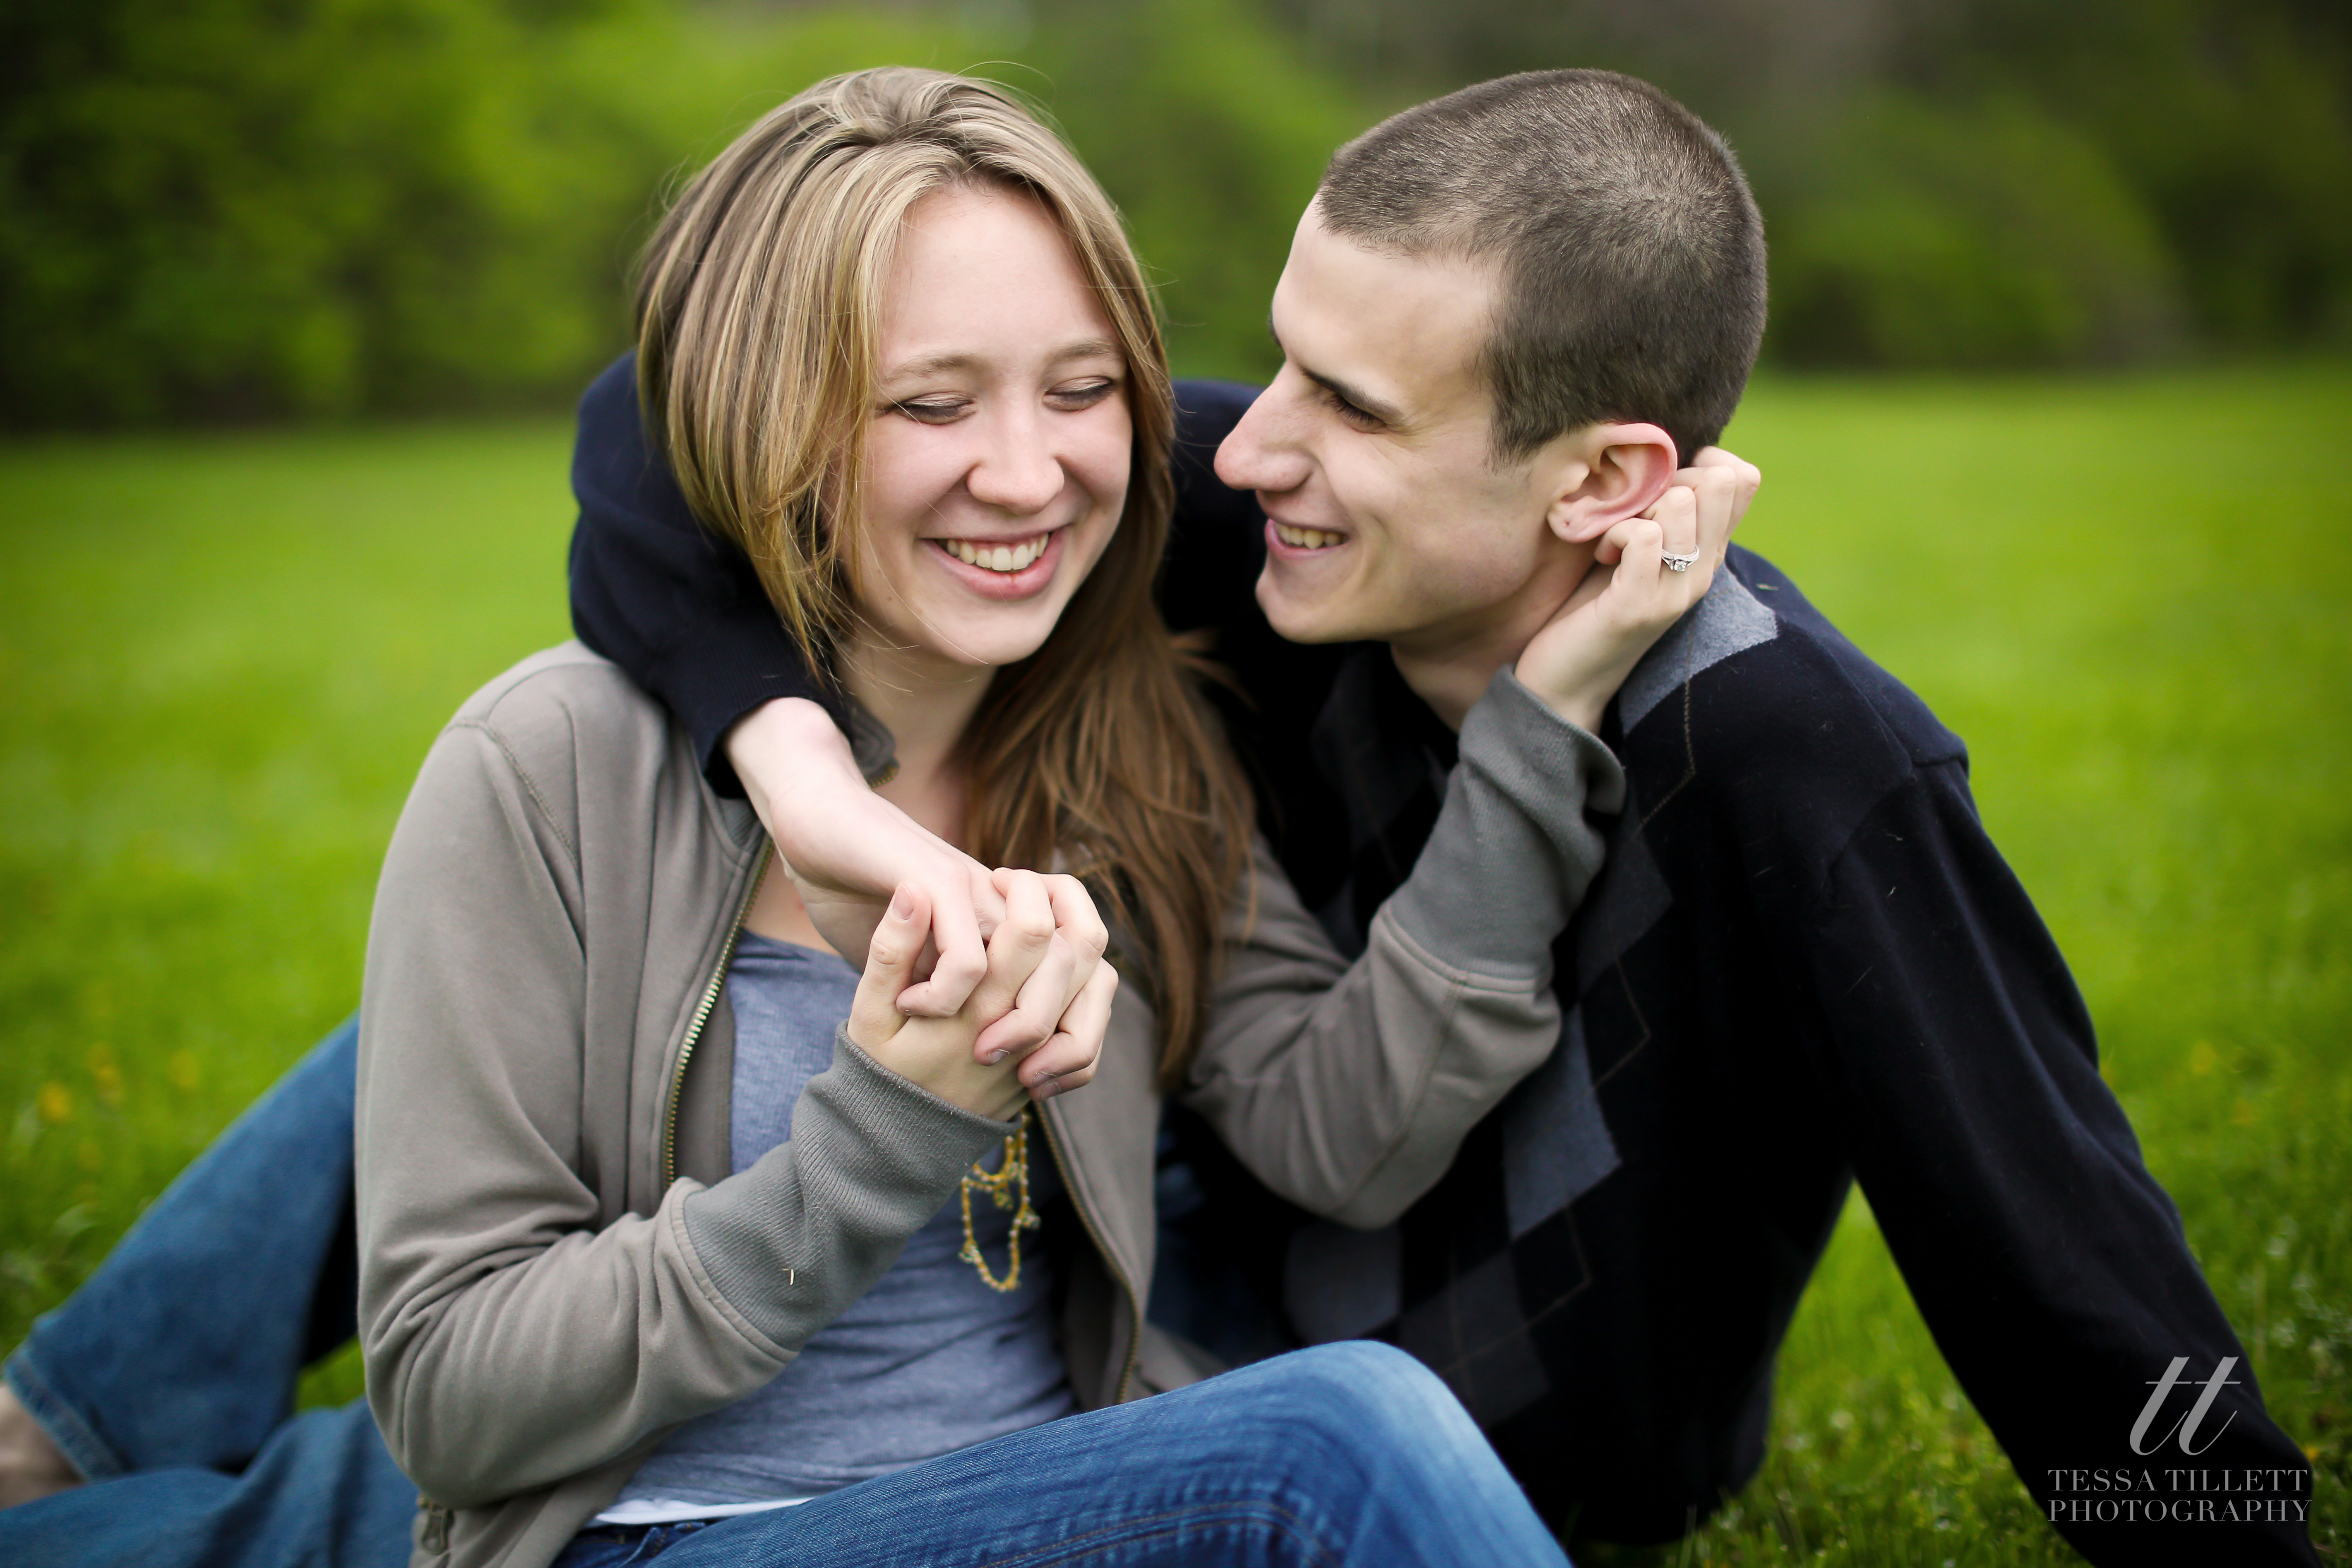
[5,66,1737,1568]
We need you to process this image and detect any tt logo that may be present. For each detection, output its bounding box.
[2129,1356,2239,1456]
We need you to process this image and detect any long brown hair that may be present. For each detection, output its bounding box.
[635,67,1253,1083]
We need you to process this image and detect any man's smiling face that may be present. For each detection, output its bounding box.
[1213,206,1581,659]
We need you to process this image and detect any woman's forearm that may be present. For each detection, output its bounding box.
[1185,671,1623,1228]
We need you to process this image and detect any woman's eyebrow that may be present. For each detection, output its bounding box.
[1050,336,1122,364]
[882,339,1122,380]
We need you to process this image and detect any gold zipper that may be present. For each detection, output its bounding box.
[1035,1101,1143,1406]
[662,843,771,1190]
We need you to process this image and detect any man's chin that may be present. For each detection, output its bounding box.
[1254,573,1376,647]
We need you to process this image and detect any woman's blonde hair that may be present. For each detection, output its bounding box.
[635,67,1253,1083]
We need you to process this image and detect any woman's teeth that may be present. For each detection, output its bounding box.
[943,535,1047,573]
[1275,523,1343,550]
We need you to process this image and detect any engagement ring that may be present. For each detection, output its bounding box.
[1661,551,1698,573]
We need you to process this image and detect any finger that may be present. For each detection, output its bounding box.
[1691,443,1762,492]
[1672,466,1738,567]
[848,883,928,1049]
[1042,873,1108,963]
[974,870,1107,1062]
[1610,514,1664,587]
[1650,483,1699,562]
[1560,556,1616,615]
[1026,960,1118,1100]
[1042,874,1106,1018]
[973,933,1077,1066]
[1593,503,1658,567]
[1590,513,1637,568]
[968,860,1008,939]
[1689,446,1761,546]
[893,858,991,1018]
[966,869,1057,1023]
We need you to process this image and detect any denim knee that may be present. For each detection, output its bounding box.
[1255,1341,1475,1458]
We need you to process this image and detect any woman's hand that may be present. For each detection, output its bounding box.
[1516,447,1762,732]
[846,871,1117,1121]
[729,698,1005,1015]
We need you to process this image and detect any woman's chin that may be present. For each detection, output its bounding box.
[858,607,1057,675]
[938,618,1059,670]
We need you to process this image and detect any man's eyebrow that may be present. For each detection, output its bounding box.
[882,338,1123,380]
[1302,366,1405,427]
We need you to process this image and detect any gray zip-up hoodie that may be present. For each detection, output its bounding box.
[356,643,1619,1568]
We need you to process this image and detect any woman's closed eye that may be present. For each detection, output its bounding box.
[1046,377,1119,412]
[889,378,1117,425]
[892,396,973,425]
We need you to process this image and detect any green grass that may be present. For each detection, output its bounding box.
[2,369,2347,1561]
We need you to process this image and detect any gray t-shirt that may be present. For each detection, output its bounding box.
[615,932,1073,1510]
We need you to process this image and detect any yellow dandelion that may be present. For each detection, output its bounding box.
[36,1082,73,1124]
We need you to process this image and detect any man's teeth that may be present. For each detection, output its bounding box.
[943,535,1047,573]
[1275,523,1343,550]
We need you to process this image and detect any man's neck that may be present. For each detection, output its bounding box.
[1386,546,1596,731]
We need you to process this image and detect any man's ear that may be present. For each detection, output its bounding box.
[1544,423,1679,544]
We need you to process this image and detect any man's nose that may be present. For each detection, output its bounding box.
[1213,377,1308,496]
[966,408,1065,516]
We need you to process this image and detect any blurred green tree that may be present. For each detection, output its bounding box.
[1272,0,2352,365]
[0,0,1362,422]
[1767,96,2184,367]
[1915,0,2352,351]
[0,0,644,422]
[0,0,1008,424]
[8,0,2345,426]
[1016,0,1364,382]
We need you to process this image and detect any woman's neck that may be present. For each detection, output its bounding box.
[742,635,992,954]
[837,636,994,849]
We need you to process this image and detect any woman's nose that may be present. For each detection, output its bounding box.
[965,410,1065,516]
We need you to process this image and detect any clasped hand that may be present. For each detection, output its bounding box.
[843,869,1115,1122]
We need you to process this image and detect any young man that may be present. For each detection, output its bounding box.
[565,71,2317,1565]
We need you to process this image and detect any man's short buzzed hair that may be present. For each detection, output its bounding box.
[1316,69,1766,465]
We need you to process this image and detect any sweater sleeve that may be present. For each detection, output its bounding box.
[1795,759,2316,1565]
[566,355,836,793]
[1183,667,1623,1227]
[356,721,1008,1510]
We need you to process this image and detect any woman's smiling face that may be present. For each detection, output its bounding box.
[848,182,1131,676]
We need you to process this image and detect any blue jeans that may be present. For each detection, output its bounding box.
[548,1342,1566,1568]
[3,1018,414,1567]
[3,1021,1570,1568]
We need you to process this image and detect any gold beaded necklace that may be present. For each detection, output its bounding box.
[958,1107,1043,1292]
